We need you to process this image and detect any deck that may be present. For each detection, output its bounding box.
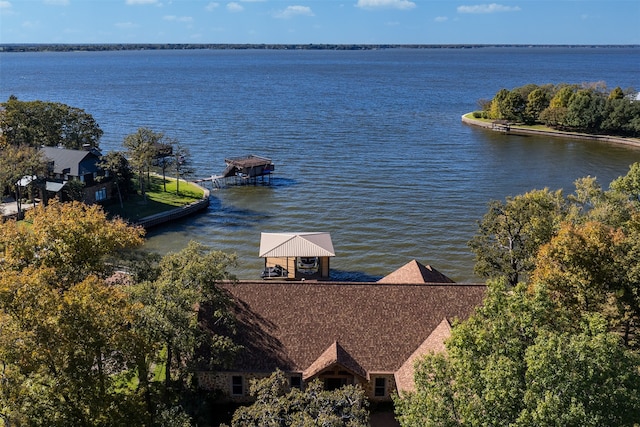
[194,154,274,188]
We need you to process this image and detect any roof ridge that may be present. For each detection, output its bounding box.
[302,340,368,381]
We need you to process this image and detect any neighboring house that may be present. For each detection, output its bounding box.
[40,146,113,204]
[198,260,485,402]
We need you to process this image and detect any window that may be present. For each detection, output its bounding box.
[95,188,107,201]
[290,375,302,389]
[231,375,244,396]
[374,377,386,397]
[324,377,348,391]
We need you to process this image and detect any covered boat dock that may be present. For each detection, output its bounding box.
[195,154,274,189]
[218,154,274,186]
[259,232,335,280]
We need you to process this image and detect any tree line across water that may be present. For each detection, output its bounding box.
[475,82,640,137]
[4,44,633,53]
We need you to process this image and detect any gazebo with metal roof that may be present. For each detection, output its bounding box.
[259,232,335,279]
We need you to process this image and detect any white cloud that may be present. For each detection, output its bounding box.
[164,15,193,22]
[205,2,219,11]
[43,0,69,5]
[274,5,314,19]
[22,20,39,29]
[356,0,416,10]
[226,2,243,12]
[0,1,12,9]
[434,16,448,22]
[126,0,158,5]
[457,3,521,14]
[115,21,138,29]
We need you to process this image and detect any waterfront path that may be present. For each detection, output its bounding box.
[462,114,640,149]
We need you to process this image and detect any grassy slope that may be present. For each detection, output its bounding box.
[462,112,640,144]
[105,175,205,222]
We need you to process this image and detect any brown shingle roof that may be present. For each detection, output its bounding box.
[394,318,451,394]
[217,281,485,376]
[377,260,455,284]
[303,341,368,381]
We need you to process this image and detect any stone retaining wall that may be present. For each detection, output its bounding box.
[461,114,640,148]
[136,183,210,229]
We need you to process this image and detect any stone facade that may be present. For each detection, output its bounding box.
[197,370,398,403]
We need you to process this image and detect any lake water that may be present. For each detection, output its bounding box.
[1,47,639,281]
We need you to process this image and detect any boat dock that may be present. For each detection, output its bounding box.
[492,119,511,133]
[194,154,274,189]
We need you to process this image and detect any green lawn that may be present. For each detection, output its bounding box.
[105,175,205,222]
[464,112,570,132]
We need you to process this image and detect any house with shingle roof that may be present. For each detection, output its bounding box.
[198,275,485,402]
[40,146,113,204]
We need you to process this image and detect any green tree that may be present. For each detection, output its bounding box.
[0,194,244,427]
[539,85,575,128]
[128,241,240,417]
[524,87,550,124]
[392,353,458,427]
[173,142,193,196]
[468,188,565,286]
[610,161,640,203]
[601,97,640,136]
[98,150,135,208]
[565,88,605,131]
[0,202,147,426]
[0,271,145,427]
[534,217,640,349]
[517,316,640,426]
[228,370,369,427]
[152,140,174,192]
[0,96,103,149]
[0,199,144,287]
[503,90,527,122]
[62,178,86,201]
[608,86,625,100]
[394,280,640,427]
[489,88,509,119]
[538,104,567,128]
[123,127,164,200]
[0,144,48,218]
[550,85,576,108]
[534,222,623,312]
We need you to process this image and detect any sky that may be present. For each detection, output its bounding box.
[0,0,639,45]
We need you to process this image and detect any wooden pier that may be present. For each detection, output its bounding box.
[194,154,274,189]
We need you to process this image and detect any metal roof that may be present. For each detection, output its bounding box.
[46,181,66,192]
[259,232,335,258]
[225,154,272,168]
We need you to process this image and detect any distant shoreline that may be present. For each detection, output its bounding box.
[1,44,639,53]
[461,114,640,149]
